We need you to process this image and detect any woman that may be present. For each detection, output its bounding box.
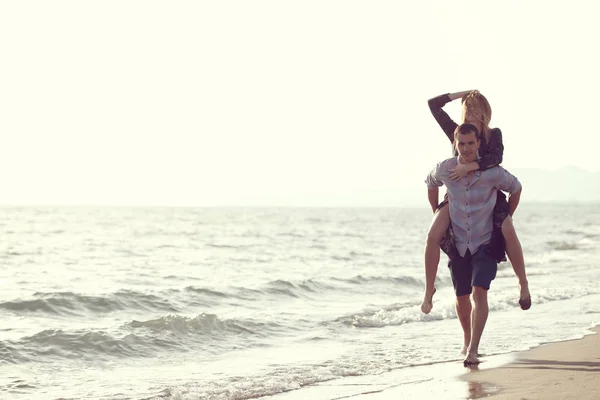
[421,90,531,313]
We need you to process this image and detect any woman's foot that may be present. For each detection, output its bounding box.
[519,282,531,310]
[420,287,436,314]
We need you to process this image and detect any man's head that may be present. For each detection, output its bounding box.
[454,123,481,163]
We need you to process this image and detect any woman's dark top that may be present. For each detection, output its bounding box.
[428,93,509,263]
[428,93,504,169]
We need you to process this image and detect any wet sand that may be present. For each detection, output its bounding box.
[267,327,600,399]
[461,326,600,400]
[267,353,514,399]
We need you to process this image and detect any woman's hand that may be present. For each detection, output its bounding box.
[449,163,477,180]
[448,90,475,101]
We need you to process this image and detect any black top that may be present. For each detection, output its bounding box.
[428,94,503,171]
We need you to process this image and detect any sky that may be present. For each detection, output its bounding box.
[1,1,599,206]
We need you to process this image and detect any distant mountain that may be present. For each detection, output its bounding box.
[509,166,600,203]
[394,166,600,208]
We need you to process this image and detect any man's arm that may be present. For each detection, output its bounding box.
[424,162,444,211]
[493,167,522,216]
[508,187,522,216]
[428,187,439,214]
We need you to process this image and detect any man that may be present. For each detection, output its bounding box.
[421,123,523,366]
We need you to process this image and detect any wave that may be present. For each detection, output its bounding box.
[152,368,339,400]
[277,232,305,238]
[0,290,180,316]
[149,355,428,400]
[184,287,229,298]
[332,275,423,287]
[496,268,550,278]
[562,229,590,236]
[125,313,273,336]
[0,277,349,318]
[1,328,178,363]
[251,276,424,297]
[163,275,203,281]
[205,243,259,250]
[0,313,285,363]
[188,275,430,303]
[184,282,302,301]
[547,240,579,250]
[262,279,332,297]
[337,286,600,328]
[0,273,440,321]
[335,302,448,328]
[228,279,340,300]
[205,244,240,249]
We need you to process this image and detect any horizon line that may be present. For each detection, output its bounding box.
[1,200,599,208]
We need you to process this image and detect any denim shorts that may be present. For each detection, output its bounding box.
[448,246,498,296]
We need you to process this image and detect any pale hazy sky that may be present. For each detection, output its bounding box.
[2,1,599,206]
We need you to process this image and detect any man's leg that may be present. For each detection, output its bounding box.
[456,294,472,355]
[448,252,473,354]
[464,247,498,365]
[421,204,450,314]
[501,216,531,310]
[464,286,489,364]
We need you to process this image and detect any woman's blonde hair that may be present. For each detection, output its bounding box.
[461,90,492,136]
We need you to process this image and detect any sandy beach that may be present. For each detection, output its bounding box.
[268,326,600,400]
[461,326,600,400]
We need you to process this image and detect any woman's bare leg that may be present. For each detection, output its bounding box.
[421,204,450,314]
[501,216,531,310]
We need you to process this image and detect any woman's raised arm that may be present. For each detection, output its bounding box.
[427,90,474,143]
[448,90,473,101]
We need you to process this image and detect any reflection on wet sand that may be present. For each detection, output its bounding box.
[268,353,515,400]
[463,360,505,399]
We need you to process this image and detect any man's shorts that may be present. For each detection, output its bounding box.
[448,246,498,296]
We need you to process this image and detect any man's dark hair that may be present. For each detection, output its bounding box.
[453,123,481,141]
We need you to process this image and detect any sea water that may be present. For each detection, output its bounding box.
[1,204,599,399]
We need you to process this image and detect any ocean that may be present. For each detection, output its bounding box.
[1,204,599,399]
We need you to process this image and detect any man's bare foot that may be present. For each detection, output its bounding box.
[420,287,436,314]
[463,351,480,366]
[519,282,531,310]
[461,347,485,357]
[461,344,468,355]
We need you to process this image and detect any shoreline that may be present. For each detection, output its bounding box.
[460,326,600,400]
[268,325,600,400]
